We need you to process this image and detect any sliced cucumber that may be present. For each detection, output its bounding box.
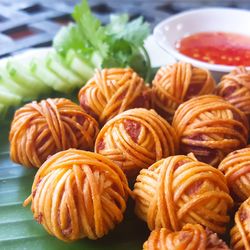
[91,51,102,69]
[0,85,21,105]
[46,52,83,87]
[30,58,73,93]
[66,50,94,81]
[7,60,51,94]
[0,68,36,98]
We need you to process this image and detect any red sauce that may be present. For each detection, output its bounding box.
[176,32,250,66]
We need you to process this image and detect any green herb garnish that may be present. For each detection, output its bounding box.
[53,0,151,80]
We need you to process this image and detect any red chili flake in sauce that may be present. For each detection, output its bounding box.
[176,32,250,66]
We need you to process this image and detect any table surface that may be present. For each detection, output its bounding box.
[0,0,249,58]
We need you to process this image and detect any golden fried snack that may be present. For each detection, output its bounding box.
[134,155,233,234]
[143,224,230,250]
[9,98,99,168]
[172,95,249,167]
[152,61,215,121]
[78,68,151,124]
[218,147,250,202]
[215,67,250,122]
[231,196,250,250]
[95,108,178,177]
[23,149,129,241]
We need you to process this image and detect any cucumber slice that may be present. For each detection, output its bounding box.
[0,68,36,98]
[66,50,94,81]
[30,58,73,93]
[91,51,102,69]
[7,60,51,94]
[46,52,83,87]
[0,85,21,105]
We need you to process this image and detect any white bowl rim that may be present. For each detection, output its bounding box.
[153,7,250,72]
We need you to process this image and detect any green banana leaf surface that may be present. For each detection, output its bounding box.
[0,119,149,250]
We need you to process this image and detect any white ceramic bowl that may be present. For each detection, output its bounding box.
[153,8,250,80]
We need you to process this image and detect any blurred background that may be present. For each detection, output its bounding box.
[0,0,250,58]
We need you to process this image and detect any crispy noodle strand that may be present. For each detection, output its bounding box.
[23,149,130,241]
[172,95,249,167]
[95,108,178,177]
[9,98,99,168]
[78,68,151,124]
[216,67,250,122]
[231,196,250,250]
[133,155,233,234]
[152,61,215,122]
[218,147,250,202]
[143,224,230,250]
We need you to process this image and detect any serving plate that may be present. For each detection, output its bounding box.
[0,36,172,250]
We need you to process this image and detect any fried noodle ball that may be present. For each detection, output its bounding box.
[9,98,99,168]
[23,149,130,241]
[78,68,151,124]
[172,95,249,167]
[152,61,215,122]
[133,155,233,234]
[218,147,250,202]
[231,196,250,250]
[215,67,250,122]
[143,224,230,250]
[95,108,178,177]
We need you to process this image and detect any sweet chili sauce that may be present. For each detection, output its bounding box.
[176,32,250,66]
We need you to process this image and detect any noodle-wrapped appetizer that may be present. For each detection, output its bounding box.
[218,147,250,202]
[23,149,129,241]
[95,108,178,177]
[143,224,230,250]
[152,61,215,122]
[78,68,151,124]
[134,155,233,234]
[215,67,250,122]
[231,196,250,250]
[9,98,99,168]
[172,95,249,167]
